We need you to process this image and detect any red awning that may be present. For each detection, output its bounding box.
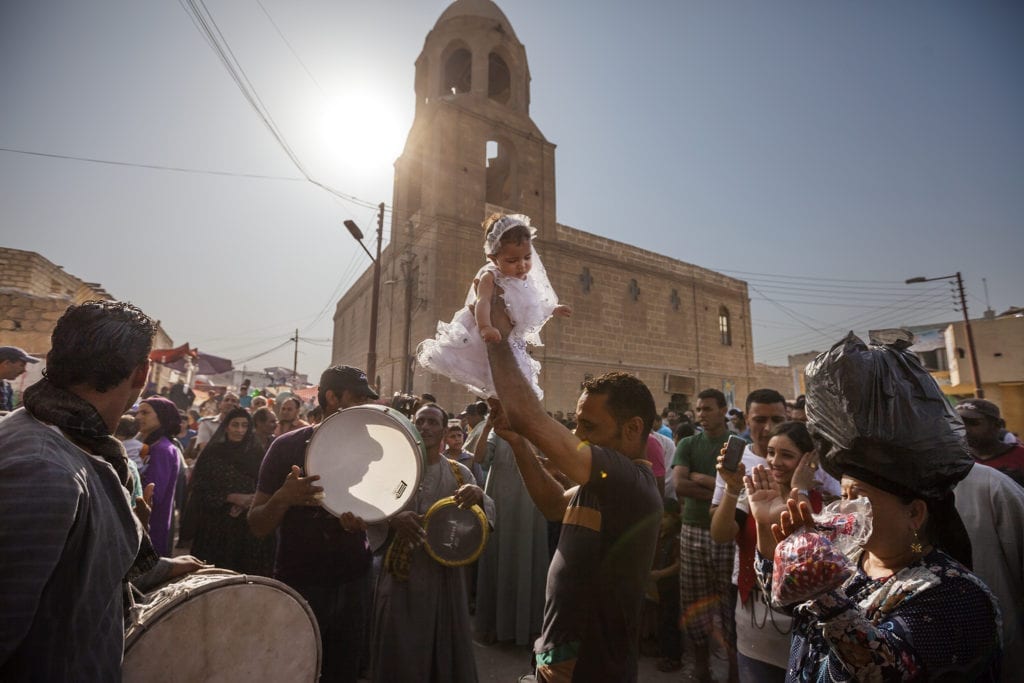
[149,343,195,364]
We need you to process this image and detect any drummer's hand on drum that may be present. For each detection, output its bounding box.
[166,554,211,579]
[453,483,484,510]
[338,511,367,533]
[390,510,426,545]
[274,465,324,508]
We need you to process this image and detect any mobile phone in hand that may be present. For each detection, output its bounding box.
[721,435,746,472]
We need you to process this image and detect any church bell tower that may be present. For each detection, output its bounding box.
[344,0,557,406]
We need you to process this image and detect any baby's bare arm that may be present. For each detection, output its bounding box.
[475,272,500,342]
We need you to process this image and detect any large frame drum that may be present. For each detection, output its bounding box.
[123,569,320,682]
[305,404,425,523]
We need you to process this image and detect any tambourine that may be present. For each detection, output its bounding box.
[422,496,489,566]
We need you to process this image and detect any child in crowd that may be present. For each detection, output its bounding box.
[418,213,570,399]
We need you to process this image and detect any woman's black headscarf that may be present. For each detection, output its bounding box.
[140,396,182,446]
[207,407,263,479]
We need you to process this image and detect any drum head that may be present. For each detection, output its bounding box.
[423,496,489,567]
[124,570,320,682]
[306,404,424,523]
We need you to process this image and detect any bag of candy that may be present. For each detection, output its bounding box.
[771,498,872,606]
[813,497,872,557]
[771,530,851,606]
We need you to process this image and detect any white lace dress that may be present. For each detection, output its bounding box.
[417,246,560,399]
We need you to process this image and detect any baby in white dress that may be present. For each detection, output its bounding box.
[417,213,571,399]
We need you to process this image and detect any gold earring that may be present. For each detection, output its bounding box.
[910,529,922,554]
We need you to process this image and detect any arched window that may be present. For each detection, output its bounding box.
[719,306,732,346]
[486,138,515,206]
[488,53,511,103]
[443,48,472,95]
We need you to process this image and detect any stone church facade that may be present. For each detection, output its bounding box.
[333,0,764,416]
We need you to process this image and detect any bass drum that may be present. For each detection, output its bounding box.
[305,404,425,523]
[123,569,320,682]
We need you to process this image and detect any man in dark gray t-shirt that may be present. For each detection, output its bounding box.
[488,315,662,681]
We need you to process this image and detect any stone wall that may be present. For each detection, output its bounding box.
[0,246,173,358]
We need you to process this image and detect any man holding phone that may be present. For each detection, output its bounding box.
[708,388,788,681]
[670,388,737,683]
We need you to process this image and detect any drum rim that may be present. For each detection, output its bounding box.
[124,571,322,680]
[125,571,320,646]
[422,495,489,567]
[305,404,426,521]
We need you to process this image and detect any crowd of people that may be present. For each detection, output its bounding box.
[1,294,1022,682]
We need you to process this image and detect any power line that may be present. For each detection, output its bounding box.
[0,146,304,182]
[179,0,383,214]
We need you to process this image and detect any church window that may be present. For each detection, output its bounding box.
[488,53,511,103]
[719,306,732,346]
[629,279,641,302]
[443,48,472,95]
[485,139,514,207]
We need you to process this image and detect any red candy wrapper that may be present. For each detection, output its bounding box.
[813,498,872,556]
[771,529,852,606]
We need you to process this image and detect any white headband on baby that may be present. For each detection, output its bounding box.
[484,214,536,256]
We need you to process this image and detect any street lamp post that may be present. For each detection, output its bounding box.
[905,272,984,398]
[345,202,385,388]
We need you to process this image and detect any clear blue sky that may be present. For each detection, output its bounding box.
[2,1,1021,381]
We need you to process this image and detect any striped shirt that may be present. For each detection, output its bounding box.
[0,409,141,681]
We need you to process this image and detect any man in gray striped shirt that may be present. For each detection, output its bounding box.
[0,300,202,680]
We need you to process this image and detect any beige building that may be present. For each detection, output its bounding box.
[333,1,786,415]
[909,312,1024,434]
[0,247,175,391]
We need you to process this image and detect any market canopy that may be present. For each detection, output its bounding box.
[149,344,233,376]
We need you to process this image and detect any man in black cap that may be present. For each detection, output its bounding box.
[957,398,1024,484]
[248,365,378,683]
[0,346,39,412]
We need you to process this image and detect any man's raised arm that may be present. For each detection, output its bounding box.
[485,291,592,486]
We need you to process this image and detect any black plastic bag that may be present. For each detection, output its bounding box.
[804,331,973,500]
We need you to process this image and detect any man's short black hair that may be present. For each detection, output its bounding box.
[45,300,156,392]
[745,388,786,413]
[582,372,656,441]
[697,388,727,408]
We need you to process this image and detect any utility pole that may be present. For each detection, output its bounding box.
[344,205,385,390]
[401,253,417,394]
[366,202,384,387]
[292,328,299,389]
[906,272,984,398]
[955,272,984,399]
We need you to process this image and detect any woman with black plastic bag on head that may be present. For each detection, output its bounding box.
[746,332,1001,681]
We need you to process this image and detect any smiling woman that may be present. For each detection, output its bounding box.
[318,88,406,172]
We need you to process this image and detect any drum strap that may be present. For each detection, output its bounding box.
[384,459,466,581]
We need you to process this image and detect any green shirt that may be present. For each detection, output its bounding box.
[671,430,731,528]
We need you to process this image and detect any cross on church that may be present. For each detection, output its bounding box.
[629,278,641,301]
[579,267,593,293]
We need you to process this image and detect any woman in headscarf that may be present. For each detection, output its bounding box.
[746,334,1002,681]
[136,396,182,556]
[189,407,274,575]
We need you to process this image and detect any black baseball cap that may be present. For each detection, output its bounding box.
[319,365,379,400]
[956,399,1000,421]
[0,346,39,364]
